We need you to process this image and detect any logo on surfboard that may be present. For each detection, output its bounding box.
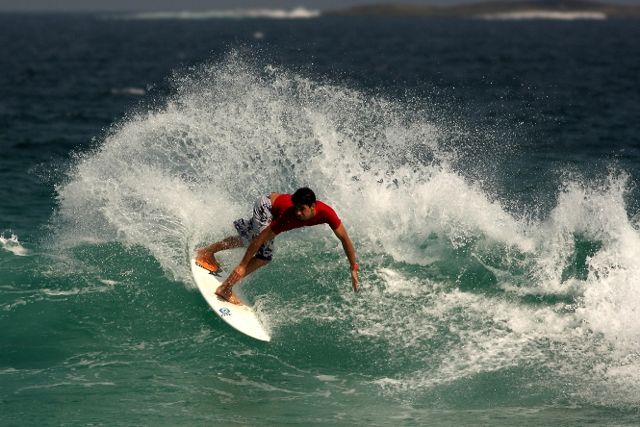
[219,307,231,317]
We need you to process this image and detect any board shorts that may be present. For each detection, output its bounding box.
[233,194,275,261]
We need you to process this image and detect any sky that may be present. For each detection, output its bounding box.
[0,0,637,13]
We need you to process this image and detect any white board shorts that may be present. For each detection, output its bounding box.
[233,194,275,261]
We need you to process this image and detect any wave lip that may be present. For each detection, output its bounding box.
[113,7,321,21]
[479,10,607,20]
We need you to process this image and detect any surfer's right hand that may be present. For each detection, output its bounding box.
[351,269,359,292]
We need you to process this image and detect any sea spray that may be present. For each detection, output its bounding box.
[52,53,457,282]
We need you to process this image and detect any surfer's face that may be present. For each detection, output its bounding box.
[294,203,315,221]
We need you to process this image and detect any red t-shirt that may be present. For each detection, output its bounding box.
[270,194,342,235]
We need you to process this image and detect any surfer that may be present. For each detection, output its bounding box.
[196,187,359,304]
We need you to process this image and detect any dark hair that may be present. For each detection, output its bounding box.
[292,187,316,206]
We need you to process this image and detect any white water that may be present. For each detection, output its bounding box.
[52,54,640,406]
[1,233,27,256]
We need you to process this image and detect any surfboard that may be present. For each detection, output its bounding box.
[190,258,271,342]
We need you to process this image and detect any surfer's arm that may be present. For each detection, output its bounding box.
[225,227,276,287]
[333,224,359,292]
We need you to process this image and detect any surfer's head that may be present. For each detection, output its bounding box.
[292,187,316,221]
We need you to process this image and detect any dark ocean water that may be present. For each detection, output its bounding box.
[2,12,640,425]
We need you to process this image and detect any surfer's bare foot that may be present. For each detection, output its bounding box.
[215,285,241,305]
[195,249,220,273]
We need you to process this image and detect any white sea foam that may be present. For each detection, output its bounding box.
[533,175,640,349]
[1,232,27,256]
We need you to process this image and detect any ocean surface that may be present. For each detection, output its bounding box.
[2,11,640,426]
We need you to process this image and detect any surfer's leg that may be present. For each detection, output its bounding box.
[196,236,243,272]
[209,236,244,252]
[244,257,270,275]
[215,257,269,305]
[214,194,274,302]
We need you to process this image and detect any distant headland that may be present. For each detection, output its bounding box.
[325,0,640,19]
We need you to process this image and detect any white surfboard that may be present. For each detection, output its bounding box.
[190,258,271,342]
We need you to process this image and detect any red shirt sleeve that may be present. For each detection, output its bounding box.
[318,202,342,230]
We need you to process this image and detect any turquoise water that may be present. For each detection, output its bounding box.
[2,14,640,425]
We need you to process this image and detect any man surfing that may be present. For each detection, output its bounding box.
[196,187,359,305]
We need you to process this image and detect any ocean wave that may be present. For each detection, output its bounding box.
[110,7,320,21]
[51,52,640,406]
[479,11,607,21]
